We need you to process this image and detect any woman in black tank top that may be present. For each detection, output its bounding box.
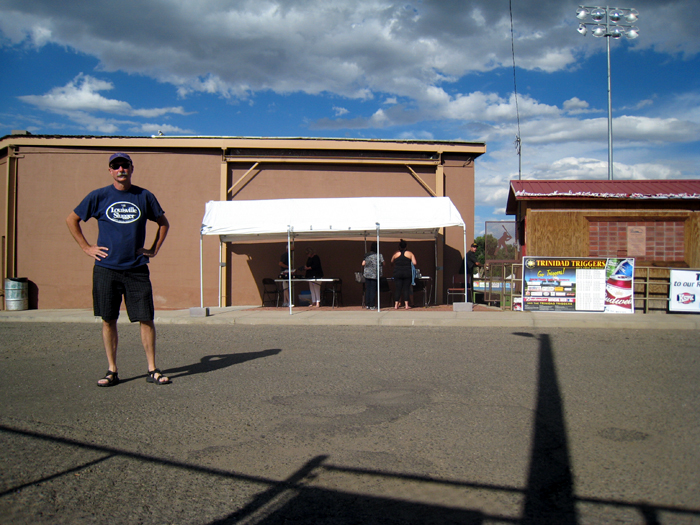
[390,239,417,309]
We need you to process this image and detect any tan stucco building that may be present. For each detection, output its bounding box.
[1,133,485,309]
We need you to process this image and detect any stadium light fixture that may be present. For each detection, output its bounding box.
[575,6,640,180]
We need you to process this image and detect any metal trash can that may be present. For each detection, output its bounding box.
[4,278,29,311]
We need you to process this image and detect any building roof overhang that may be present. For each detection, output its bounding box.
[506,180,700,215]
[0,134,486,158]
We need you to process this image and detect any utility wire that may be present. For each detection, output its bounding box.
[509,0,522,179]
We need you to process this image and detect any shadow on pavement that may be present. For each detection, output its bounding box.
[519,333,577,524]
[1,333,698,523]
[165,349,282,379]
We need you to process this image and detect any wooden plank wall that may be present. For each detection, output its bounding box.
[526,209,698,264]
[526,210,589,257]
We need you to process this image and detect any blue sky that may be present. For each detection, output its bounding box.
[1,0,699,234]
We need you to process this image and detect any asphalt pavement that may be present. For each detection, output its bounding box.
[1,308,699,524]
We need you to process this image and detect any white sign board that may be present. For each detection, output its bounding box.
[669,270,700,313]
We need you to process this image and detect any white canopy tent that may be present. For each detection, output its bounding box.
[200,197,468,313]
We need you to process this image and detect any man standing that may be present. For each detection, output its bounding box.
[466,242,482,300]
[66,153,171,387]
[278,245,293,307]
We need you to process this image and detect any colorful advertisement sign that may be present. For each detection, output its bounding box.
[604,258,635,314]
[669,270,700,313]
[523,257,634,313]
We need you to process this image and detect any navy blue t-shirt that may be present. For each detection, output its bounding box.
[74,184,165,270]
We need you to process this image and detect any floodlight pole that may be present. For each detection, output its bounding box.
[576,6,640,181]
[606,32,613,180]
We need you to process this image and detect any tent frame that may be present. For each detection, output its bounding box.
[199,197,468,313]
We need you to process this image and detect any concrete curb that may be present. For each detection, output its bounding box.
[0,307,698,330]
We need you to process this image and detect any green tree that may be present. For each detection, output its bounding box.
[473,236,486,265]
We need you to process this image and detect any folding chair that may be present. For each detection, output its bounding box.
[379,277,392,308]
[412,278,426,307]
[446,275,466,304]
[323,279,343,307]
[262,278,282,306]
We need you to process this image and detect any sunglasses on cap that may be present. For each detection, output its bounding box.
[109,160,132,170]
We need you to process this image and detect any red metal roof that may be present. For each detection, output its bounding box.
[506,179,700,214]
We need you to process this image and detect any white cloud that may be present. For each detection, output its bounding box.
[130,107,189,118]
[397,130,434,140]
[16,73,190,134]
[563,97,598,115]
[20,75,129,113]
[482,115,700,146]
[19,74,188,118]
[518,48,576,73]
[480,185,511,205]
[368,108,391,127]
[313,90,562,130]
[563,97,587,110]
[620,99,654,111]
[132,123,194,135]
[2,0,699,214]
[649,91,700,125]
[527,157,683,181]
[55,111,122,134]
[2,0,697,105]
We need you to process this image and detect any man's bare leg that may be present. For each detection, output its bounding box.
[97,319,118,386]
[141,320,170,383]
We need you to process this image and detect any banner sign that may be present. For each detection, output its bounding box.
[669,270,700,313]
[604,258,635,313]
[523,257,634,313]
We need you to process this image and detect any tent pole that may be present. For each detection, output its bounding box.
[434,232,438,306]
[200,234,204,308]
[463,226,468,302]
[287,227,293,315]
[376,223,381,313]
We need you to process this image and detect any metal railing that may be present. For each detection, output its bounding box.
[472,262,522,310]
